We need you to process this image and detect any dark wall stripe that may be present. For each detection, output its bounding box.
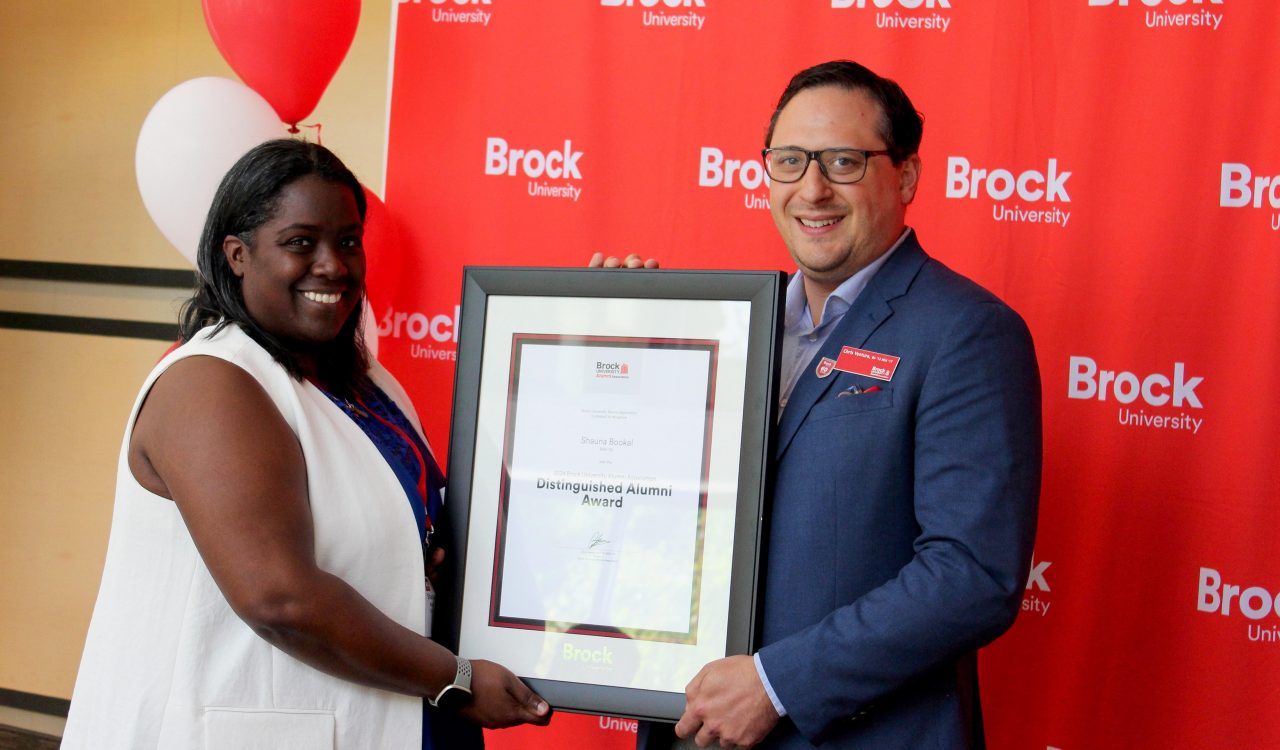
[0,312,178,342]
[0,688,70,717]
[0,259,194,289]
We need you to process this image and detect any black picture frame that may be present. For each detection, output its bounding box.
[442,267,784,721]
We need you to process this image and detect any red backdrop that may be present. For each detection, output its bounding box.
[371,2,1280,747]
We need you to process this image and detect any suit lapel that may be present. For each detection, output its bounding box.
[774,234,929,459]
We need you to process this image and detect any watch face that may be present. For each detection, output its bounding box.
[432,684,473,711]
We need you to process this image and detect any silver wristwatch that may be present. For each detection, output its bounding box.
[429,656,473,709]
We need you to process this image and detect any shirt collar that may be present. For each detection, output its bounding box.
[784,227,912,336]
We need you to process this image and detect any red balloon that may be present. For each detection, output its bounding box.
[202,0,361,129]
[361,186,404,316]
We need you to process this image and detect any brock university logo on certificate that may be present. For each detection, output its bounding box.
[490,333,719,644]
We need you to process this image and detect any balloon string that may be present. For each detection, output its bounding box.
[299,123,323,145]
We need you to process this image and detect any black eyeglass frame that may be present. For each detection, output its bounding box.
[760,147,892,184]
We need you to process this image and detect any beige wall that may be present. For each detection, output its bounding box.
[0,0,392,699]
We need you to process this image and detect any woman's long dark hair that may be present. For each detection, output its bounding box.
[179,139,371,395]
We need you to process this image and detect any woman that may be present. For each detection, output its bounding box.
[62,139,550,749]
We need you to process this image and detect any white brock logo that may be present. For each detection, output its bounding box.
[1086,0,1225,31]
[1199,568,1280,620]
[945,156,1073,227]
[485,137,582,179]
[601,0,705,6]
[1067,356,1202,408]
[832,0,951,7]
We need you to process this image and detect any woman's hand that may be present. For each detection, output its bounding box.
[588,252,659,269]
[460,660,553,729]
[425,546,446,588]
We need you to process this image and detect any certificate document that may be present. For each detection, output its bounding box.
[492,334,717,643]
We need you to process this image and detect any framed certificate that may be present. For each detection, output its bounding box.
[441,267,784,721]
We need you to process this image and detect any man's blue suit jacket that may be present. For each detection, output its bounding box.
[753,231,1042,749]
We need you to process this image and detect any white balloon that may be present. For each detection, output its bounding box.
[135,77,284,265]
[361,296,380,360]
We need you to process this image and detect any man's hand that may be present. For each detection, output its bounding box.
[674,655,779,748]
[588,252,659,269]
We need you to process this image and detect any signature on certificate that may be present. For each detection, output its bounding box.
[588,532,611,550]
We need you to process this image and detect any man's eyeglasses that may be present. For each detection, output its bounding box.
[761,147,891,184]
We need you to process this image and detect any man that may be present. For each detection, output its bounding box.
[671,60,1042,749]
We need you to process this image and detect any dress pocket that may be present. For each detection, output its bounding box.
[203,707,335,750]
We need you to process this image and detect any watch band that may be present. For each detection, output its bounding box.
[429,656,473,708]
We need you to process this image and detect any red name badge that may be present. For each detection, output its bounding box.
[834,346,900,381]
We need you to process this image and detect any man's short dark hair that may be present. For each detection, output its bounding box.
[764,60,924,165]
